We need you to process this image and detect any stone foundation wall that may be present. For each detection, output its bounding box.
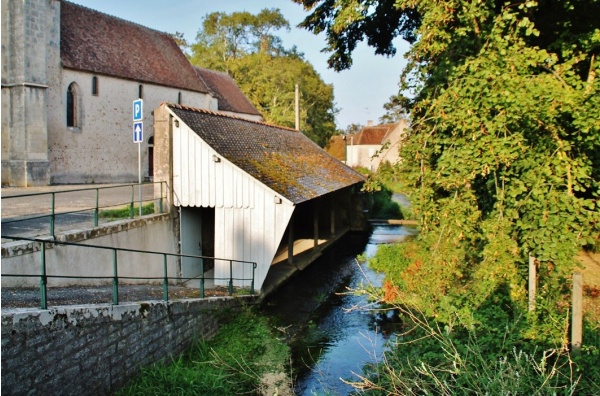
[1,296,255,395]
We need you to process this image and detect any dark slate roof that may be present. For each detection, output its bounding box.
[167,104,365,204]
[195,67,262,117]
[353,124,398,145]
[60,1,209,93]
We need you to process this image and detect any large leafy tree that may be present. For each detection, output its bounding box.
[190,9,337,147]
[296,0,600,326]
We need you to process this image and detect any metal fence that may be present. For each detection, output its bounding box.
[1,182,166,238]
[2,236,257,309]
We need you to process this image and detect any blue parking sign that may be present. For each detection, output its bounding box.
[133,99,143,121]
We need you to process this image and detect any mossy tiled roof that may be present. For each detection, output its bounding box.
[168,104,365,204]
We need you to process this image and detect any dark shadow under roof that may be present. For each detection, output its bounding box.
[167,104,365,204]
[60,1,208,93]
[195,67,261,117]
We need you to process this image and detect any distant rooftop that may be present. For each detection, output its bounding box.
[194,67,261,117]
[167,104,365,204]
[353,124,399,145]
[60,0,208,93]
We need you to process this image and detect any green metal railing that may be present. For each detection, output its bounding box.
[1,182,166,238]
[2,236,257,309]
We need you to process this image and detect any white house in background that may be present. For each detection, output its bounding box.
[345,121,407,170]
[1,0,261,186]
[154,104,366,292]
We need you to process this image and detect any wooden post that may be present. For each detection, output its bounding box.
[528,255,536,312]
[330,207,335,237]
[314,203,319,247]
[288,217,294,266]
[572,272,583,353]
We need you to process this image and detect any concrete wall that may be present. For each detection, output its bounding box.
[1,214,179,287]
[47,69,215,184]
[1,296,255,395]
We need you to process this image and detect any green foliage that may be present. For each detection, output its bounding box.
[190,9,337,147]
[369,187,402,220]
[356,310,592,395]
[301,0,600,331]
[99,203,154,220]
[118,308,289,395]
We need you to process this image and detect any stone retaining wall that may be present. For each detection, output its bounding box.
[1,296,255,395]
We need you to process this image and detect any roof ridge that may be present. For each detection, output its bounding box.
[61,0,175,39]
[164,103,299,133]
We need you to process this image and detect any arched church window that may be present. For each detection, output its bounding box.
[67,82,80,127]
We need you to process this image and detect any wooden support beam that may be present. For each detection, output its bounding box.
[528,255,536,312]
[288,217,294,265]
[572,272,583,353]
[314,203,319,247]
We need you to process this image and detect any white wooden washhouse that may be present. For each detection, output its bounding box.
[153,103,365,293]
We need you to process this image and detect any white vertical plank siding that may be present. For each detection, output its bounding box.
[223,163,233,208]
[209,148,216,207]
[172,123,182,206]
[201,142,210,205]
[215,153,224,207]
[172,115,296,290]
[180,126,190,206]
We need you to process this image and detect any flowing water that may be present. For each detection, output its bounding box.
[261,224,419,395]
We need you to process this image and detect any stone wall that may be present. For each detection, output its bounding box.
[1,296,256,395]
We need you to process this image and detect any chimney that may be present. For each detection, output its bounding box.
[367,120,374,126]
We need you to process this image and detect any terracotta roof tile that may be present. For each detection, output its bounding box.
[60,1,208,93]
[195,67,261,116]
[167,104,365,204]
[353,124,398,145]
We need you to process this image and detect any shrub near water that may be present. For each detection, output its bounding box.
[118,308,290,395]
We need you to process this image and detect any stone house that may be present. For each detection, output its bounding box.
[1,0,261,186]
[335,121,407,170]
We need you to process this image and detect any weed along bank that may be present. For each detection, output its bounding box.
[153,103,367,294]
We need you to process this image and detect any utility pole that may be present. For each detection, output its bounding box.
[295,84,300,130]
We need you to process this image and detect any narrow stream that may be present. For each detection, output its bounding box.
[261,224,419,395]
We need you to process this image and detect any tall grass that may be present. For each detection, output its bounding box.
[118,308,290,395]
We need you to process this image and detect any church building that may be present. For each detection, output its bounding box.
[1,0,262,186]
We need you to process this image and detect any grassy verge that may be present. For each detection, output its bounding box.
[118,307,290,395]
[99,202,155,220]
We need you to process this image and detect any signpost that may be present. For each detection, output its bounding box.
[133,99,143,216]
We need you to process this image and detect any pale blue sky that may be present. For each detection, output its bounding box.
[71,0,409,129]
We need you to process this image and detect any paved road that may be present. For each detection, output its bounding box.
[1,183,157,239]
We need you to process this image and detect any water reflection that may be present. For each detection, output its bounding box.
[261,225,418,396]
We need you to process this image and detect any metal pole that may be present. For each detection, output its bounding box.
[112,249,119,305]
[94,188,99,227]
[162,254,168,302]
[295,84,300,130]
[50,193,55,238]
[130,185,134,219]
[138,142,142,216]
[40,242,47,309]
[200,258,205,299]
[250,263,256,295]
[228,260,233,296]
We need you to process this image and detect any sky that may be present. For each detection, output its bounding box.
[71,0,410,129]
